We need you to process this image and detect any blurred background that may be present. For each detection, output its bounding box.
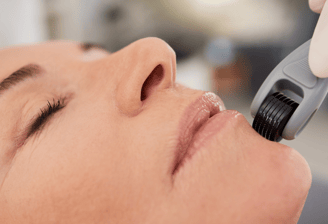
[0,0,327,222]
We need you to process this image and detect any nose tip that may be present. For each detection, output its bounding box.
[138,37,176,86]
[114,37,177,115]
[137,37,177,85]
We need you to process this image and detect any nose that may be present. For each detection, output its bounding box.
[104,37,176,115]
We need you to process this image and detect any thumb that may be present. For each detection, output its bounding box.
[309,0,327,13]
[309,0,328,78]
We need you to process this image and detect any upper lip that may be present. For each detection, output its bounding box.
[172,92,225,175]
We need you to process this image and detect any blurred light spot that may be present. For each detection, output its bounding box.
[194,0,238,7]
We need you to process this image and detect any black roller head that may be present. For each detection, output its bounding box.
[252,92,299,142]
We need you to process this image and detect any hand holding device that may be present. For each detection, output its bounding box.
[309,0,328,78]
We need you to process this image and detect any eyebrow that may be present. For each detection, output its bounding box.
[80,42,107,52]
[0,64,43,97]
[0,43,105,97]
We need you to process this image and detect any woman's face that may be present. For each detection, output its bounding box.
[0,38,311,224]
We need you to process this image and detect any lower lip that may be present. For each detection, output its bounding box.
[178,110,241,170]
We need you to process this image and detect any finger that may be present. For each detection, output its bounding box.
[309,0,327,13]
[309,1,328,78]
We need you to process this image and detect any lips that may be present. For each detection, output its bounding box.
[172,92,225,175]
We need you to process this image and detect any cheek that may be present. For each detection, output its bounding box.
[0,102,170,223]
[0,118,124,222]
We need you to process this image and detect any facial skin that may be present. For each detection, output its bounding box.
[0,38,311,224]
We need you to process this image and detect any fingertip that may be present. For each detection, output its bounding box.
[309,0,326,13]
[309,47,328,78]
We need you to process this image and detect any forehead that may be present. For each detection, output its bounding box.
[0,41,80,80]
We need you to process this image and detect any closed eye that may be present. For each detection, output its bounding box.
[26,98,66,139]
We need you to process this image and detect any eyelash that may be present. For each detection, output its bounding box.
[26,98,65,138]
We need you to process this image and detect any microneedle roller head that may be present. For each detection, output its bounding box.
[250,39,328,141]
[252,92,299,142]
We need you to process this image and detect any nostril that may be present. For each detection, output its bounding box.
[141,64,164,101]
